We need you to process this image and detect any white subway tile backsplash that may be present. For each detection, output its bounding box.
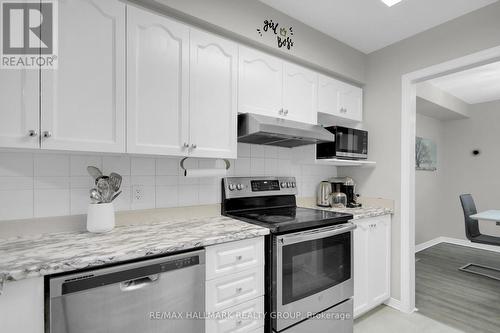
[237,143,251,157]
[0,190,33,220]
[0,176,33,190]
[102,156,130,175]
[35,154,69,177]
[156,186,178,208]
[35,177,70,189]
[131,176,155,187]
[250,144,265,158]
[34,189,70,217]
[156,176,178,186]
[70,155,102,176]
[0,152,33,177]
[70,188,90,215]
[178,185,199,207]
[131,157,156,176]
[265,158,279,176]
[250,158,266,176]
[0,144,338,221]
[113,187,131,211]
[156,158,180,175]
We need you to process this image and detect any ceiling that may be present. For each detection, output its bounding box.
[429,61,500,104]
[258,0,498,54]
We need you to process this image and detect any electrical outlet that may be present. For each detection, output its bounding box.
[133,186,144,202]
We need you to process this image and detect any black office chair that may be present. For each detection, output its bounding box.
[460,194,500,246]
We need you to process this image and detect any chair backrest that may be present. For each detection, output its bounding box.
[459,194,481,239]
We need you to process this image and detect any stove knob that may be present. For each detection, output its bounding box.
[281,182,286,188]
[228,183,236,191]
[291,182,296,188]
[236,183,244,190]
[287,182,292,188]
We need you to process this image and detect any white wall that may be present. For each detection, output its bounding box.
[0,144,336,221]
[132,0,366,83]
[339,1,500,301]
[440,100,500,239]
[415,114,445,245]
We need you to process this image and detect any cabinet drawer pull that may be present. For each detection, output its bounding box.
[236,287,243,293]
[236,255,243,261]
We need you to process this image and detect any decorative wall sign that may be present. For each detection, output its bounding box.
[416,137,437,171]
[257,19,294,50]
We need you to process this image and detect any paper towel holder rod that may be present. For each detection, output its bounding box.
[180,157,231,172]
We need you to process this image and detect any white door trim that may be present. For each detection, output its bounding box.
[400,45,500,314]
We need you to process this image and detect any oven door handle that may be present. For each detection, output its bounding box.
[278,223,356,245]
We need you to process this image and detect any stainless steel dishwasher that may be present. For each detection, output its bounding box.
[48,249,205,333]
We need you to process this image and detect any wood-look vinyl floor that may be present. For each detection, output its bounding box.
[416,243,500,333]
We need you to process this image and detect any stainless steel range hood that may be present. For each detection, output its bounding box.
[238,113,334,148]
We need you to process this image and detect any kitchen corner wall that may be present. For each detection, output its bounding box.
[0,143,337,222]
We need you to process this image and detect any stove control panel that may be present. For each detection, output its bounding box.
[223,177,297,199]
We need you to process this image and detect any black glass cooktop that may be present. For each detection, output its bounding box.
[228,207,353,233]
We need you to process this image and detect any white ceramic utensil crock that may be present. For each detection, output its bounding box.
[87,203,115,233]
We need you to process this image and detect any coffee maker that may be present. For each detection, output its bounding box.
[328,177,362,208]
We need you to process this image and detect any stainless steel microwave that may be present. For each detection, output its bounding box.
[316,126,368,160]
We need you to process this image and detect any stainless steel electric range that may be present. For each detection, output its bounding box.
[221,176,355,333]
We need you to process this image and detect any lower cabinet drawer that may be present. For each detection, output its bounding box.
[206,266,264,312]
[206,296,264,333]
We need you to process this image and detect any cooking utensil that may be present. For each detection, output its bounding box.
[97,178,112,203]
[87,166,103,181]
[109,172,122,192]
[110,190,122,202]
[90,188,103,203]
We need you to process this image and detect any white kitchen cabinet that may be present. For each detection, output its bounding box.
[206,237,265,333]
[0,70,39,149]
[353,215,391,318]
[283,62,318,124]
[318,74,363,123]
[189,29,238,159]
[238,46,283,117]
[0,277,44,333]
[40,0,126,153]
[126,5,190,156]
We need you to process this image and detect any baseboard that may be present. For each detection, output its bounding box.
[415,237,445,252]
[384,297,402,311]
[416,237,500,254]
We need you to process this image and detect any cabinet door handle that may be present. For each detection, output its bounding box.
[284,109,289,115]
[43,131,52,138]
[183,142,189,148]
[236,287,243,293]
[28,130,38,137]
[278,108,284,115]
[191,144,197,149]
[236,255,243,261]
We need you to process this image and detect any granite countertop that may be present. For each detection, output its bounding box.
[0,216,268,288]
[304,205,393,220]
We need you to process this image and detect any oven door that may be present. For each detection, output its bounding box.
[273,223,355,332]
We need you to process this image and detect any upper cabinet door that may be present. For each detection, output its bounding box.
[40,0,126,153]
[318,74,363,123]
[318,74,341,116]
[127,6,189,156]
[189,29,237,159]
[0,70,39,149]
[283,62,317,124]
[238,46,283,117]
[338,82,363,122]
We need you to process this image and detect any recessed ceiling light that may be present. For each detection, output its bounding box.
[381,0,403,7]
